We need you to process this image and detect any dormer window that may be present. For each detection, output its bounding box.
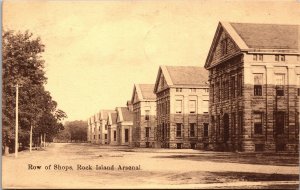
[221,38,228,55]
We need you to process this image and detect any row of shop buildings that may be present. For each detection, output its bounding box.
[87,22,300,152]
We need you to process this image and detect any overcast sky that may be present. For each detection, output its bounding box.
[3,0,300,121]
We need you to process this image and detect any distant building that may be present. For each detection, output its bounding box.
[126,100,133,112]
[89,115,97,143]
[204,22,300,152]
[97,110,115,145]
[154,66,209,149]
[116,107,134,146]
[107,111,118,145]
[131,84,157,148]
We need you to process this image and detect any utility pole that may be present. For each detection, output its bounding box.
[15,83,19,158]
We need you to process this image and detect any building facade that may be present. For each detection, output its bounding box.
[107,111,118,145]
[204,22,300,152]
[154,66,209,149]
[131,84,157,148]
[88,115,97,143]
[116,107,134,146]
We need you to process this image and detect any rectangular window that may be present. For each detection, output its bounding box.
[237,74,243,96]
[190,123,195,137]
[189,100,196,113]
[297,75,300,96]
[216,115,220,136]
[125,129,129,142]
[231,76,235,98]
[276,112,285,135]
[105,134,107,140]
[161,124,165,140]
[221,38,228,55]
[259,54,263,61]
[105,125,107,130]
[280,55,285,61]
[166,123,170,138]
[238,112,243,136]
[275,74,285,96]
[176,123,182,137]
[254,73,263,96]
[190,88,196,92]
[145,110,150,120]
[203,100,209,113]
[99,134,101,139]
[113,131,116,141]
[176,88,182,92]
[211,84,215,103]
[275,55,279,61]
[216,82,220,101]
[175,100,182,113]
[254,113,263,134]
[253,54,257,61]
[203,123,209,137]
[231,113,236,137]
[145,127,150,138]
[296,112,299,138]
[255,144,264,152]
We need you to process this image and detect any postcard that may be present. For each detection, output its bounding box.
[2,0,299,189]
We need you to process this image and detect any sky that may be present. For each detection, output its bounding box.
[3,0,300,121]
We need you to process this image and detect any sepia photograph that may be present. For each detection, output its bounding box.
[2,0,300,189]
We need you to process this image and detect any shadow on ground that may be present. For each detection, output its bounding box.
[153,152,299,166]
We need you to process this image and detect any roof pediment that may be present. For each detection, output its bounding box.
[205,22,300,69]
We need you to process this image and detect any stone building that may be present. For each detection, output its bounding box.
[106,111,118,145]
[98,110,115,144]
[116,107,134,146]
[131,84,157,148]
[88,115,97,143]
[204,22,300,152]
[154,66,209,149]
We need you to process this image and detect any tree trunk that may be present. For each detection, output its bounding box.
[43,133,46,148]
[40,133,43,147]
[4,145,9,155]
[30,124,33,152]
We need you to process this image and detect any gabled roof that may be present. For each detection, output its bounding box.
[205,22,300,69]
[99,109,115,120]
[116,107,133,123]
[154,65,209,93]
[131,84,156,103]
[230,22,299,50]
[107,111,117,125]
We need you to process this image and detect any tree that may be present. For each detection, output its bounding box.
[2,30,66,154]
[55,120,87,143]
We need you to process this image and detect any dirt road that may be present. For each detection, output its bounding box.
[2,143,299,189]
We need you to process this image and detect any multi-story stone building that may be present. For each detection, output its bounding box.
[116,107,134,146]
[154,66,209,149]
[131,84,157,148]
[97,110,115,145]
[106,111,118,145]
[204,22,300,152]
[88,115,97,143]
